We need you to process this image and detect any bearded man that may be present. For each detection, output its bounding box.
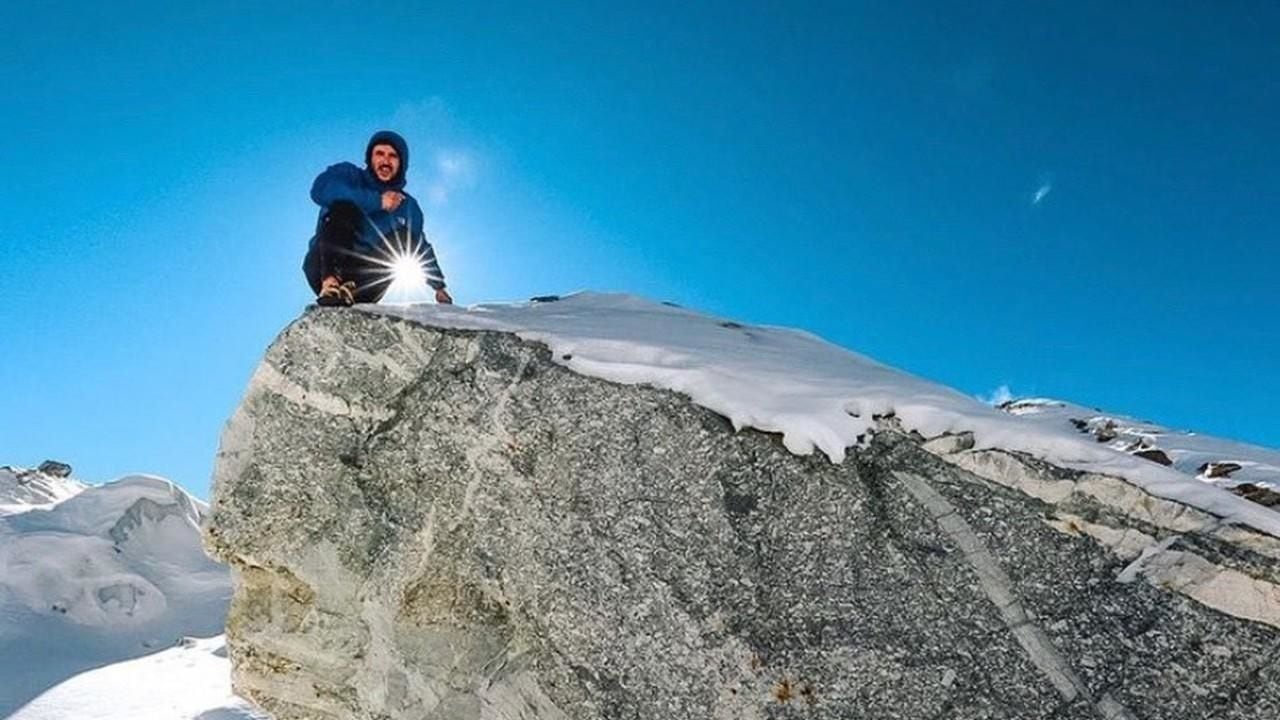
[302,130,452,306]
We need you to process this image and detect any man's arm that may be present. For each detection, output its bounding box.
[419,239,447,291]
[408,201,451,303]
[310,163,383,213]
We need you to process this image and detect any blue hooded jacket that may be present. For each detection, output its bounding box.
[309,130,445,289]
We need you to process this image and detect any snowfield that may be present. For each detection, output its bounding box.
[0,468,238,718]
[0,467,86,516]
[9,635,263,720]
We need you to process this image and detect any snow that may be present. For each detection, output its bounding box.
[0,468,234,716]
[9,635,263,720]
[0,466,87,516]
[998,398,1280,490]
[365,291,1280,538]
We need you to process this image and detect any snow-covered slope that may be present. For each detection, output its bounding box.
[0,467,232,716]
[368,292,1280,537]
[999,398,1280,492]
[0,466,87,515]
[10,635,262,720]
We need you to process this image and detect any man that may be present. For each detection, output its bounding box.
[302,130,453,306]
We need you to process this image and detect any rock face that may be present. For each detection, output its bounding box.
[205,308,1280,720]
[37,459,74,478]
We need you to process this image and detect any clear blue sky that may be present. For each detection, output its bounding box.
[3,2,1277,499]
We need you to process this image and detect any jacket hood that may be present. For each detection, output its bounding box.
[365,130,409,190]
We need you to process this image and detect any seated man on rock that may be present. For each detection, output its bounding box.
[302,130,453,306]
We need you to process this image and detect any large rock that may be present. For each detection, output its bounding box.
[204,308,1280,719]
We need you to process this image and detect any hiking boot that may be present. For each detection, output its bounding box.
[316,275,356,307]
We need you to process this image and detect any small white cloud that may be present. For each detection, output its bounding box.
[437,153,466,176]
[425,149,478,206]
[1032,183,1052,205]
[979,384,1015,406]
[383,98,482,207]
[1031,171,1054,206]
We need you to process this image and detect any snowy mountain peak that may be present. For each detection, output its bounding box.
[0,464,88,514]
[0,470,230,716]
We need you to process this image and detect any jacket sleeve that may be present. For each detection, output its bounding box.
[418,239,447,290]
[310,163,383,213]
[408,201,447,290]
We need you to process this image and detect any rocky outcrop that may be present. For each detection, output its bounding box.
[205,308,1280,720]
[1202,462,1244,480]
[1232,484,1280,508]
[37,459,74,478]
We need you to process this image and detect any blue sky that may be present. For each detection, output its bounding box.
[3,2,1277,499]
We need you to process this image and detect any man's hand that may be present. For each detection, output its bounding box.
[435,287,453,305]
[381,191,404,212]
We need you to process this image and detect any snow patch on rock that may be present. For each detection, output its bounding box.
[365,292,1280,537]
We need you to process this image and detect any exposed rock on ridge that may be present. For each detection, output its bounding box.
[998,398,1280,506]
[205,307,1280,720]
[0,463,87,509]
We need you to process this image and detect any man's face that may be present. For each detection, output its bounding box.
[371,144,401,183]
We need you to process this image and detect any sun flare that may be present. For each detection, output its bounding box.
[391,251,426,288]
[378,248,429,303]
[357,215,442,304]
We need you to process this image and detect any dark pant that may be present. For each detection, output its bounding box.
[302,201,391,304]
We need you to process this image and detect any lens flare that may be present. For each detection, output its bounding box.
[347,213,441,304]
[391,251,426,287]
